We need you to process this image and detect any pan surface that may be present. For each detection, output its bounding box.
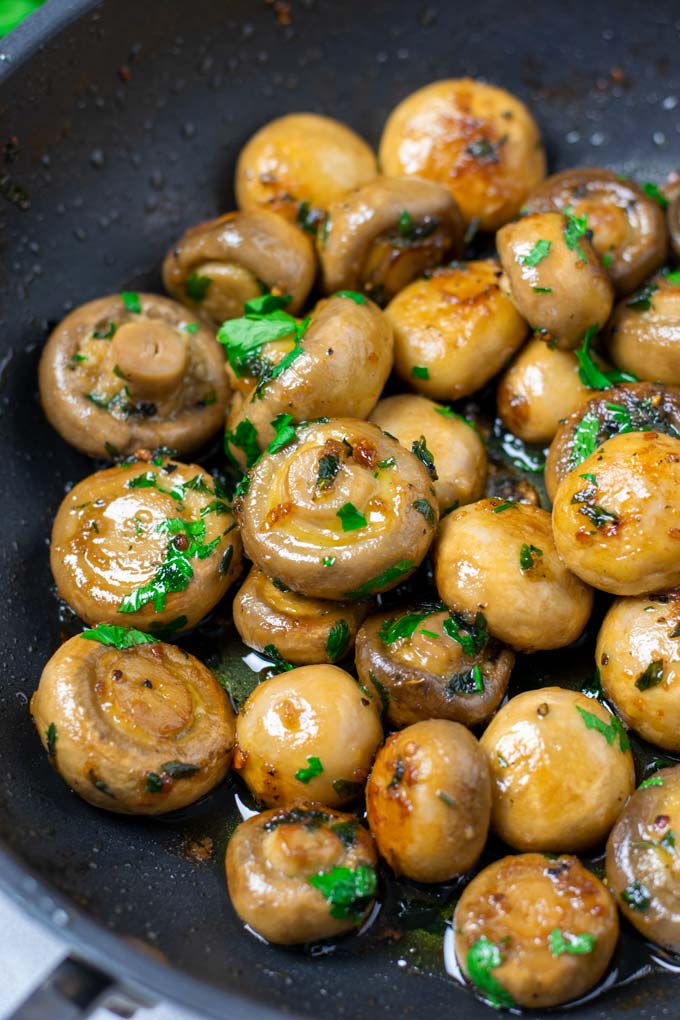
[1,1,680,1018]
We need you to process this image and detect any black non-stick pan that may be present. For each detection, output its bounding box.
[1,1,679,1017]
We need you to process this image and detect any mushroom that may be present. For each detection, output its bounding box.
[606,765,680,953]
[226,802,378,945]
[385,260,527,400]
[233,566,370,666]
[480,687,635,853]
[235,112,377,227]
[454,853,619,1009]
[162,209,315,325]
[365,719,491,883]
[606,270,680,384]
[233,418,438,601]
[355,607,513,729]
[379,78,545,231]
[223,293,394,467]
[496,211,614,351]
[369,394,486,513]
[318,176,463,303]
[434,499,593,653]
[552,431,680,596]
[544,381,680,502]
[31,631,234,814]
[38,293,229,459]
[667,181,680,260]
[50,457,242,632]
[524,167,668,295]
[234,664,383,808]
[597,591,680,752]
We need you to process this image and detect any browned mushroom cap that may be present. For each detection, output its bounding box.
[665,172,680,260]
[50,458,242,632]
[606,765,680,953]
[31,633,234,814]
[38,294,229,459]
[544,382,680,502]
[224,294,394,467]
[233,567,370,665]
[233,418,438,601]
[162,209,315,324]
[355,607,513,729]
[525,168,668,296]
[606,271,680,384]
[226,802,378,945]
[318,176,463,303]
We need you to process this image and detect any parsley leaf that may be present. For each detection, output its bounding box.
[642,182,669,208]
[335,290,368,304]
[216,294,308,389]
[519,544,543,571]
[127,471,184,502]
[564,208,589,262]
[411,436,437,479]
[316,453,341,490]
[345,560,413,600]
[308,864,377,920]
[296,200,324,235]
[379,611,433,644]
[627,281,658,311]
[576,325,637,389]
[120,291,141,314]
[262,644,294,673]
[81,624,157,649]
[638,774,664,789]
[295,756,324,783]
[466,937,515,1010]
[576,705,630,752]
[443,611,488,657]
[119,546,194,614]
[337,502,367,531]
[225,419,260,468]
[185,271,212,303]
[570,412,601,468]
[398,209,414,237]
[549,929,596,957]
[519,239,552,267]
[411,365,430,380]
[635,660,664,691]
[45,723,57,757]
[326,620,350,663]
[267,413,297,454]
[413,498,436,524]
[622,880,651,911]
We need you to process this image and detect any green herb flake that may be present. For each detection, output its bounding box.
[330,820,358,847]
[575,324,637,389]
[145,772,164,794]
[267,413,297,454]
[549,929,596,957]
[316,453,341,490]
[638,775,664,789]
[308,864,377,920]
[379,611,432,645]
[576,705,630,752]
[161,760,199,779]
[182,322,199,334]
[411,436,437,479]
[45,723,57,757]
[443,611,488,657]
[336,502,367,531]
[186,271,212,303]
[376,456,396,469]
[571,412,601,467]
[466,936,515,1010]
[519,239,552,267]
[438,790,455,807]
[492,500,514,513]
[627,281,658,312]
[120,291,141,314]
[93,321,117,340]
[326,620,350,663]
[577,502,619,530]
[564,208,589,262]
[81,624,157,649]
[635,659,664,691]
[398,209,414,237]
[580,473,597,485]
[519,543,543,571]
[295,756,324,784]
[322,556,336,567]
[225,418,260,468]
[296,200,323,235]
[335,290,368,305]
[622,880,651,911]
[664,268,680,286]
[602,253,613,269]
[412,499,436,525]
[411,364,430,380]
[642,182,669,208]
[533,286,553,293]
[345,560,413,600]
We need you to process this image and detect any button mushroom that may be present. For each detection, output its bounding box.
[369,394,486,513]
[606,765,680,953]
[366,719,491,883]
[233,418,438,601]
[38,293,229,459]
[318,176,463,303]
[552,431,680,596]
[606,270,680,384]
[480,687,635,853]
[162,209,315,325]
[31,629,234,814]
[222,293,394,467]
[524,167,668,296]
[233,566,370,666]
[226,802,378,945]
[385,260,527,400]
[50,458,242,632]
[355,606,513,729]
[234,665,383,808]
[434,499,593,653]
[497,211,614,351]
[379,78,545,231]
[235,112,378,228]
[454,853,619,1009]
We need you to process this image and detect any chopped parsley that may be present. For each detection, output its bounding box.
[45,723,57,757]
[182,322,199,335]
[576,705,630,752]
[296,200,324,235]
[322,556,336,567]
[120,291,141,314]
[93,321,117,339]
[308,864,377,920]
[465,136,506,162]
[267,413,297,454]
[216,294,309,389]
[295,756,324,783]
[337,502,367,531]
[627,281,658,311]
[345,560,413,600]
[664,268,680,285]
[642,181,669,208]
[330,820,357,847]
[379,611,434,645]
[621,880,651,911]
[262,644,294,673]
[570,412,601,467]
[412,499,436,525]
[635,660,664,691]
[466,937,515,1010]
[533,286,552,293]
[399,209,413,236]
[519,544,543,571]
[411,365,430,380]
[335,290,367,305]
[127,470,184,502]
[397,210,440,242]
[576,502,619,530]
[316,453,341,490]
[161,760,199,779]
[549,929,596,957]
[145,772,164,794]
[575,324,637,389]
[185,271,212,303]
[519,239,551,267]
[492,500,514,513]
[411,436,437,479]
[442,611,488,657]
[564,208,589,262]
[224,418,260,468]
[81,624,157,649]
[638,774,664,789]
[326,620,350,663]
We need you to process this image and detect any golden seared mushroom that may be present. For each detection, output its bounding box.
[235,112,377,227]
[385,261,527,400]
[552,431,680,596]
[162,210,315,325]
[234,665,383,808]
[38,293,229,459]
[318,176,463,304]
[50,458,241,632]
[379,78,545,231]
[355,606,513,729]
[524,168,668,295]
[667,182,680,260]
[597,592,680,751]
[226,802,378,945]
[544,382,680,502]
[369,394,486,513]
[497,212,614,351]
[497,338,601,445]
[480,687,635,853]
[366,719,490,883]
[606,765,680,953]
[222,293,393,467]
[434,499,593,653]
[233,567,369,666]
[454,853,619,1009]
[233,418,438,601]
[606,270,680,384]
[31,628,234,814]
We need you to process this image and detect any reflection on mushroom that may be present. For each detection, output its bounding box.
[318,176,463,304]
[233,418,438,601]
[162,209,315,325]
[50,458,242,632]
[226,802,378,944]
[38,293,229,459]
[31,629,234,814]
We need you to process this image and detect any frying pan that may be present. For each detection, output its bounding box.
[1,1,679,1017]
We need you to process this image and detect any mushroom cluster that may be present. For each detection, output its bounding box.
[32,77,680,1010]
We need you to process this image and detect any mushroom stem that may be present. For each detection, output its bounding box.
[111,320,189,399]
